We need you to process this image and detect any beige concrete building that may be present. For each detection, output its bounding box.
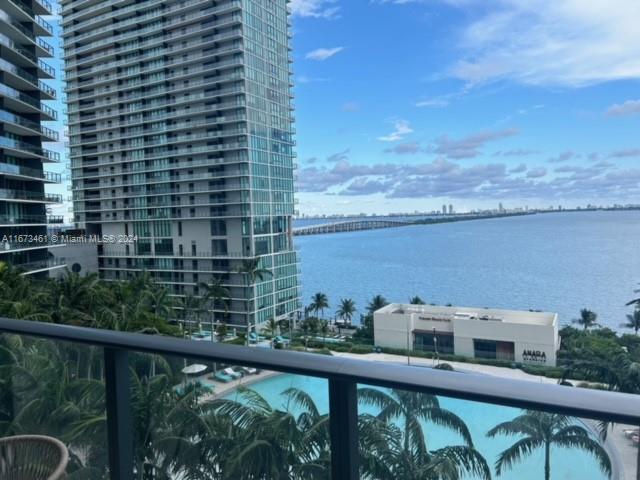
[374,304,560,366]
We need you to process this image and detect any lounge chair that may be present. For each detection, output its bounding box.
[241,366,258,375]
[624,428,639,438]
[214,372,233,383]
[223,367,242,379]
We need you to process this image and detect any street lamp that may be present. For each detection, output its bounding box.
[406,315,411,366]
[433,327,439,366]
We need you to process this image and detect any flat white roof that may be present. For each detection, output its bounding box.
[376,303,557,326]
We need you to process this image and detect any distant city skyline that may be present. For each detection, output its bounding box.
[288,0,640,215]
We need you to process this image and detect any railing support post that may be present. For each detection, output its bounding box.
[329,378,359,480]
[104,348,133,480]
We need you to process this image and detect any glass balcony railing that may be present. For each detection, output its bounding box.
[63,1,240,50]
[0,11,54,55]
[0,58,55,97]
[0,214,48,225]
[0,188,62,203]
[0,318,637,479]
[0,109,59,140]
[0,33,37,65]
[0,162,60,182]
[65,55,244,96]
[65,42,242,84]
[0,137,60,161]
[33,0,53,14]
[0,83,57,119]
[66,84,244,120]
[6,0,54,34]
[71,141,247,167]
[16,257,67,273]
[71,159,248,186]
[64,28,241,75]
[70,118,245,146]
[71,127,246,157]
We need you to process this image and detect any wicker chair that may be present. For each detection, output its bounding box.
[0,435,69,480]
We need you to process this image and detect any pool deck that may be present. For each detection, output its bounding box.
[197,369,281,403]
[332,351,637,480]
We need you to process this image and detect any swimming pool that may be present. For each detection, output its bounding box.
[224,374,610,480]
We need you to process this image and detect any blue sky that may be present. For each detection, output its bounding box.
[290,0,640,215]
[44,1,640,219]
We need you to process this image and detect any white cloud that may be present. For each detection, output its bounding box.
[606,100,640,117]
[377,120,414,142]
[455,0,640,86]
[289,0,340,19]
[305,47,344,61]
[384,0,640,87]
[297,75,331,83]
[416,98,449,108]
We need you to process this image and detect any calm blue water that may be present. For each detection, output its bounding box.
[226,374,608,480]
[295,211,640,330]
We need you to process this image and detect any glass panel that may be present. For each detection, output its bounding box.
[357,379,635,480]
[0,334,108,478]
[132,353,329,478]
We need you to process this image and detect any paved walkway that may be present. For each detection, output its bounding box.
[332,351,638,480]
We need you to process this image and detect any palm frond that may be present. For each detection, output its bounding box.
[427,445,492,480]
[553,434,612,478]
[493,437,542,476]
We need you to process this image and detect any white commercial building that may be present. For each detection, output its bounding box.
[374,304,560,366]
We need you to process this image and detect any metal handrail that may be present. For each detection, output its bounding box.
[0,317,638,425]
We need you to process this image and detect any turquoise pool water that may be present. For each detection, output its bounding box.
[225,374,609,480]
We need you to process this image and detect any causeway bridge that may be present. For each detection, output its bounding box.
[293,219,412,236]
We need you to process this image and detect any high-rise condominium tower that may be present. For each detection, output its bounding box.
[62,0,300,328]
[0,0,64,275]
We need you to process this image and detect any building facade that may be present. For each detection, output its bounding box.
[0,0,64,275]
[374,304,560,366]
[61,0,300,327]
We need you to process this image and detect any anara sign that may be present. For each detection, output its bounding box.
[522,349,547,363]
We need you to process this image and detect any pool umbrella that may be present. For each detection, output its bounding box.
[181,364,207,375]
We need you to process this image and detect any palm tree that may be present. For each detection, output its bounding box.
[236,256,273,284]
[236,257,273,330]
[199,278,230,339]
[562,352,640,479]
[572,308,599,331]
[409,296,426,305]
[626,284,640,307]
[50,270,103,326]
[622,308,640,335]
[359,388,473,450]
[487,410,611,480]
[309,292,329,319]
[336,298,356,325]
[358,388,490,480]
[208,388,330,479]
[262,317,279,340]
[181,295,204,337]
[319,320,330,345]
[366,295,388,315]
